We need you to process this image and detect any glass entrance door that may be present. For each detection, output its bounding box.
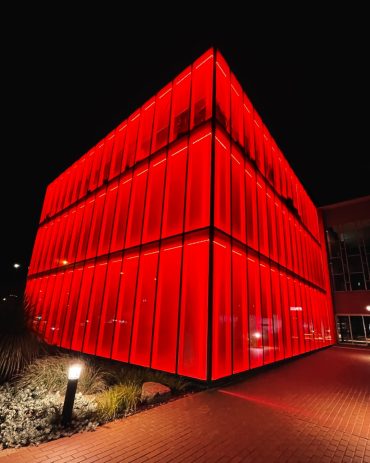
[350,316,366,344]
[364,316,370,342]
[337,316,351,343]
[336,315,369,346]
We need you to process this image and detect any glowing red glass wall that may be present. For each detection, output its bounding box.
[26,49,335,381]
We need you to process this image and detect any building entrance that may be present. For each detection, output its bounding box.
[337,315,370,346]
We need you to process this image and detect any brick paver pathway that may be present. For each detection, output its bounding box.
[1,346,369,462]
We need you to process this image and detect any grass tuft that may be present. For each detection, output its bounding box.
[96,382,141,421]
[0,297,46,383]
[18,355,108,394]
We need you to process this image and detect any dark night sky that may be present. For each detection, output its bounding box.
[1,12,369,295]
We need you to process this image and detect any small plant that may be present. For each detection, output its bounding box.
[18,355,108,395]
[0,297,46,383]
[96,382,140,421]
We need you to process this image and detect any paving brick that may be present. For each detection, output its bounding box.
[1,347,369,463]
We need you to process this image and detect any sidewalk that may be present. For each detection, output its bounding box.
[1,346,369,462]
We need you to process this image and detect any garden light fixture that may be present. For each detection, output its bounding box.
[62,363,82,425]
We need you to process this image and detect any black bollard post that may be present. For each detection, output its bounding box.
[61,364,82,426]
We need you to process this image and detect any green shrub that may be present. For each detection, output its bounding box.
[96,382,140,421]
[0,297,46,383]
[18,355,108,395]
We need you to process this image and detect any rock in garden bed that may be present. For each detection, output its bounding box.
[140,382,171,404]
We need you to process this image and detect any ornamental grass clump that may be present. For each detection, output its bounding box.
[18,355,108,395]
[0,297,46,383]
[96,382,141,421]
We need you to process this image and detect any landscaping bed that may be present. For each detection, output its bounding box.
[0,354,192,450]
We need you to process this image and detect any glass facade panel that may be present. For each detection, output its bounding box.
[152,85,172,153]
[162,139,187,238]
[214,129,231,234]
[185,126,211,231]
[151,239,182,373]
[142,152,166,243]
[111,250,139,362]
[125,163,148,247]
[96,256,123,358]
[178,232,209,380]
[212,234,232,380]
[169,66,191,142]
[232,244,249,373]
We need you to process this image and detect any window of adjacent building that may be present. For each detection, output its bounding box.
[350,273,365,291]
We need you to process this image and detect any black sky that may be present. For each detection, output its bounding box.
[1,12,369,295]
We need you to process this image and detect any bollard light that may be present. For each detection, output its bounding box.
[62,363,82,425]
[68,364,82,380]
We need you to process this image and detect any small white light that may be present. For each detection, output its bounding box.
[253,332,261,339]
[2,297,6,301]
[68,364,82,380]
[366,305,370,312]
[13,263,20,268]
[62,260,68,265]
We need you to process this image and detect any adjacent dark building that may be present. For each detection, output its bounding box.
[321,196,370,346]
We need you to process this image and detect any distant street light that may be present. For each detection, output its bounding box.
[62,364,82,425]
[13,263,20,269]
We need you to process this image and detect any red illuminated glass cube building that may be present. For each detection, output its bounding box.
[26,49,335,381]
